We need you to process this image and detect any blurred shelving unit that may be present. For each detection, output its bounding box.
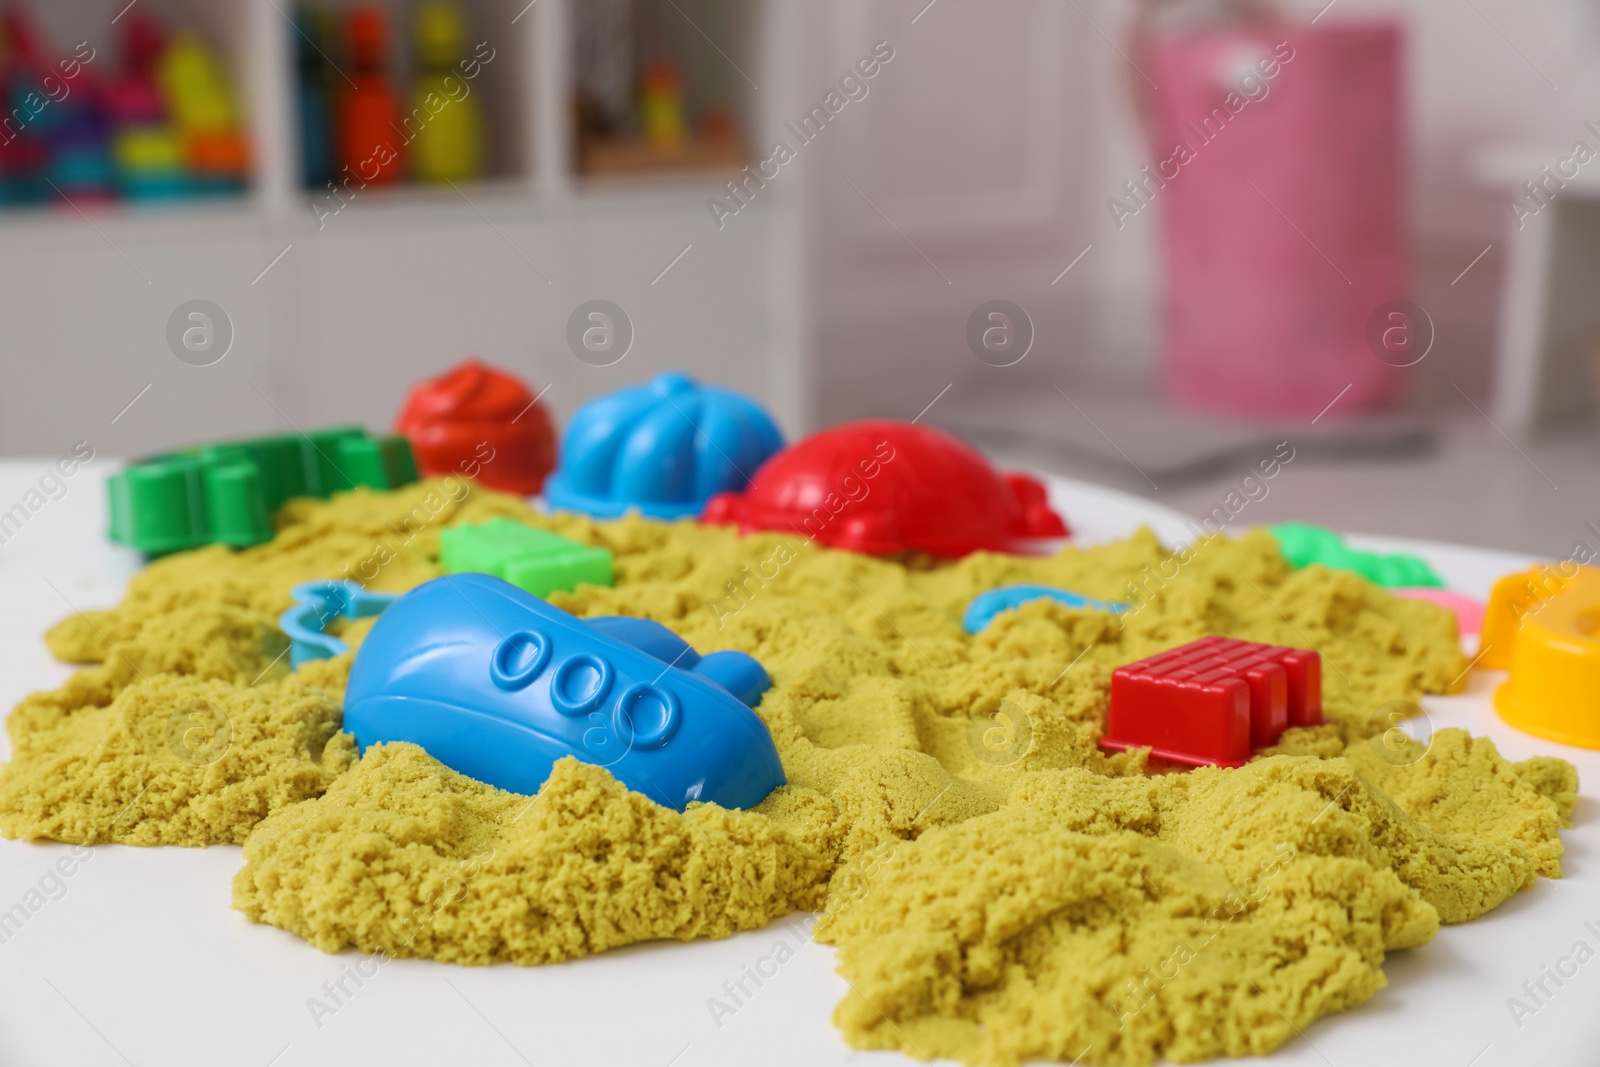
[570,0,751,180]
[0,0,815,457]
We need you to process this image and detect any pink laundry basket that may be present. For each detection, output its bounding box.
[1144,21,1409,418]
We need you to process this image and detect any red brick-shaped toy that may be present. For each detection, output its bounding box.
[1101,636,1323,768]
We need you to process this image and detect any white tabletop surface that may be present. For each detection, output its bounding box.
[0,462,1594,1067]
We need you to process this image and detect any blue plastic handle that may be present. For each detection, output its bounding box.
[343,574,784,811]
[280,580,399,667]
[963,583,1131,634]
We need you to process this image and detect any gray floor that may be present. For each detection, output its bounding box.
[983,413,1598,559]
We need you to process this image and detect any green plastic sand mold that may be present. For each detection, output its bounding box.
[108,427,419,555]
[1270,521,1444,588]
[440,518,613,598]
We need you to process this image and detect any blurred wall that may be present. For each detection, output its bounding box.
[812,0,1600,421]
[0,0,1594,458]
[1086,0,1600,411]
[809,0,1103,424]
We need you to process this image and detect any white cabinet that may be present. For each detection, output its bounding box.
[810,0,1102,422]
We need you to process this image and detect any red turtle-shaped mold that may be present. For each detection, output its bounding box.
[699,420,1067,558]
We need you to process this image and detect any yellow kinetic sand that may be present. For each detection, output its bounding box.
[0,480,1579,1066]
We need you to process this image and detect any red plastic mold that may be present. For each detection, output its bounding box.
[699,420,1067,558]
[1101,636,1322,768]
[395,359,556,495]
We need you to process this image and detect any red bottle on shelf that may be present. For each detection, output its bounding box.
[336,6,404,186]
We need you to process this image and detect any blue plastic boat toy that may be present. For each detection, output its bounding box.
[344,573,784,811]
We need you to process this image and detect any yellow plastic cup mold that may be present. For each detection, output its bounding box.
[1484,565,1600,749]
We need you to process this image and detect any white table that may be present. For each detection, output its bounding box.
[0,464,1594,1067]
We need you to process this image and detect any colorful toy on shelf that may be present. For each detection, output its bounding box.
[395,359,556,494]
[1486,566,1600,749]
[1392,587,1486,638]
[441,518,613,598]
[0,117,48,204]
[0,6,243,209]
[108,123,187,199]
[964,584,1130,634]
[700,104,738,146]
[279,579,398,667]
[702,420,1067,558]
[294,6,336,189]
[344,573,784,810]
[156,31,249,195]
[116,13,166,87]
[107,13,189,201]
[0,7,53,204]
[546,372,784,520]
[336,6,405,186]
[639,59,687,151]
[49,68,114,202]
[108,427,418,555]
[408,2,484,183]
[1271,522,1443,588]
[1101,636,1323,768]
[570,1,749,176]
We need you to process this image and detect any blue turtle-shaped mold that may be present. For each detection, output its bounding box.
[543,372,784,519]
[343,573,784,811]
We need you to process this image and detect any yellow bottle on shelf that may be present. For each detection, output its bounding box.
[639,59,687,152]
[408,2,484,183]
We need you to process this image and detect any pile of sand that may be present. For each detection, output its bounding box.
[0,480,1576,1065]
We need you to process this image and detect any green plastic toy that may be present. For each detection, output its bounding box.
[1270,522,1443,588]
[440,518,613,598]
[108,427,418,555]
